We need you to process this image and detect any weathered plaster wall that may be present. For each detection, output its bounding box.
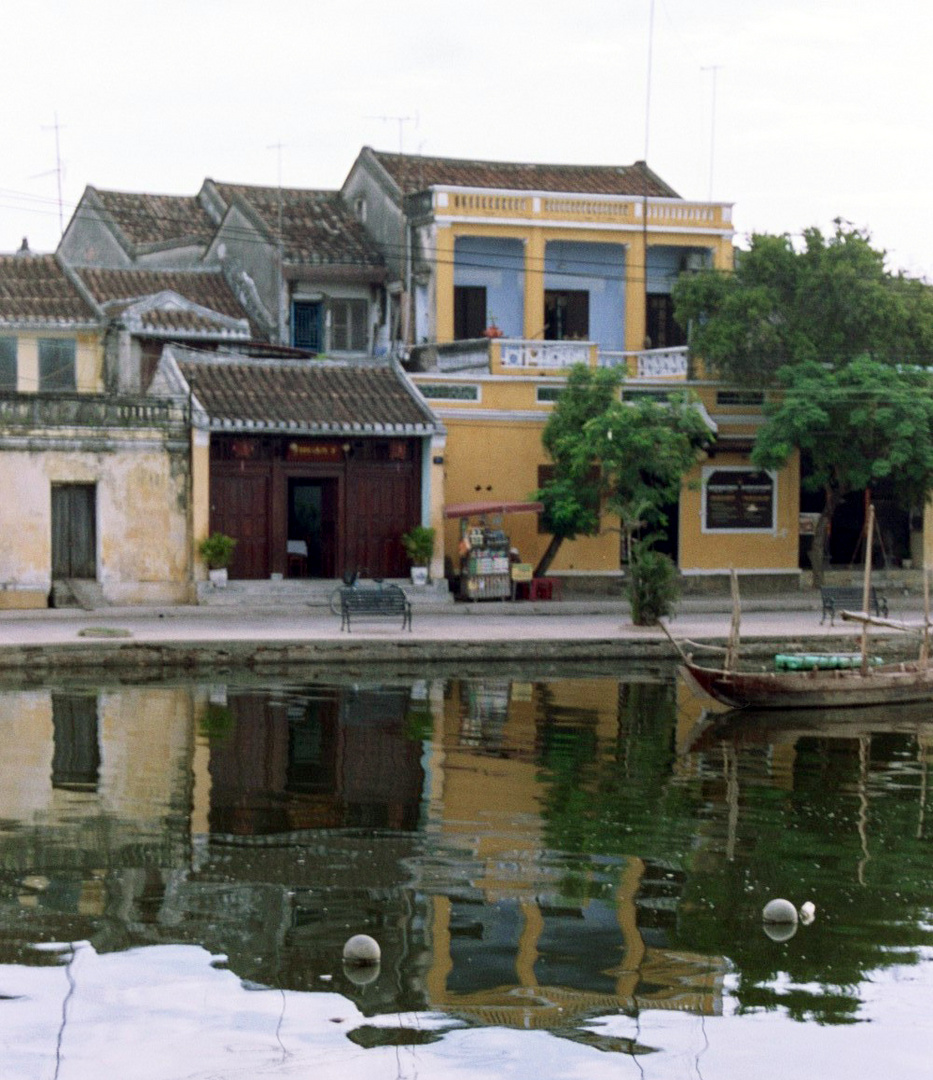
[0,435,193,608]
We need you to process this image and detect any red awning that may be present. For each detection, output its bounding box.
[443,500,543,519]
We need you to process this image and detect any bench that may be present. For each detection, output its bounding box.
[820,585,888,626]
[339,584,412,632]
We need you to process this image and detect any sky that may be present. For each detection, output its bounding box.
[3,0,932,278]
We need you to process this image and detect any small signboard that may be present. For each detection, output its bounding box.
[510,563,533,582]
[286,441,344,463]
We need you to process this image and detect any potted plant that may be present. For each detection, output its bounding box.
[199,532,237,587]
[401,525,435,586]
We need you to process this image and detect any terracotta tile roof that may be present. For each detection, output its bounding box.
[74,267,248,322]
[175,352,436,434]
[91,188,215,251]
[0,253,98,327]
[210,183,385,268]
[370,148,681,198]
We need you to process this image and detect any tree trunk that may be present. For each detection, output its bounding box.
[534,534,564,578]
[809,490,837,589]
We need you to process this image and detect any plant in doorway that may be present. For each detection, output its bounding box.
[199,532,237,588]
[400,525,435,586]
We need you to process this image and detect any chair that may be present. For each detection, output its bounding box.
[286,540,308,578]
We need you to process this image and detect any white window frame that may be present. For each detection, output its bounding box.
[701,465,777,533]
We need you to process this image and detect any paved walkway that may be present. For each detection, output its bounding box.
[0,588,923,658]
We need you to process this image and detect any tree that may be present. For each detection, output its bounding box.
[673,221,933,583]
[533,364,622,578]
[673,222,933,385]
[535,366,714,621]
[753,356,933,585]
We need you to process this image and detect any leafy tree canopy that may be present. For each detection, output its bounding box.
[533,365,714,580]
[673,222,933,384]
[752,355,933,581]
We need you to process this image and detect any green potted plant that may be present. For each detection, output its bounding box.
[400,525,435,585]
[199,532,237,587]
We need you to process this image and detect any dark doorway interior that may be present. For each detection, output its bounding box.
[288,478,338,577]
[544,290,589,340]
[645,294,686,349]
[454,285,487,339]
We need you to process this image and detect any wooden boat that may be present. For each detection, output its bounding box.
[680,654,933,711]
[667,505,933,712]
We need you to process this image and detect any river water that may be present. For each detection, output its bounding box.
[1,662,931,1079]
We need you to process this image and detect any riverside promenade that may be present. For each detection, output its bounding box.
[0,586,924,674]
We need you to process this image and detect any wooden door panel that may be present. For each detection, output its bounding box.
[51,484,96,579]
[211,472,270,579]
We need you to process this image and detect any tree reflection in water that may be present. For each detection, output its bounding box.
[0,669,930,1054]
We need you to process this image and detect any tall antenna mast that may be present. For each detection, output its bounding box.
[39,113,66,236]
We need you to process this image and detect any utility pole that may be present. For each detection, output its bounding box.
[701,65,722,202]
[642,0,655,349]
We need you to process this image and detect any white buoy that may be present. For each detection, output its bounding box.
[343,934,381,966]
[799,901,816,924]
[762,898,798,924]
[762,920,798,943]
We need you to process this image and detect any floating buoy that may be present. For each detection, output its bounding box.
[343,934,381,966]
[762,898,798,925]
[799,901,816,924]
[762,920,798,943]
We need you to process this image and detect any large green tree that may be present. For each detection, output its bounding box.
[673,222,933,385]
[673,221,933,583]
[752,356,933,584]
[534,365,713,620]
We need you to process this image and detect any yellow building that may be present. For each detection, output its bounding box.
[341,149,798,587]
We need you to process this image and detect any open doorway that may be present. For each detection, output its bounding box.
[288,478,338,578]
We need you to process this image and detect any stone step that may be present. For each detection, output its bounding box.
[196,577,455,608]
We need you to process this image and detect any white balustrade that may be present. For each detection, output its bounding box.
[499,341,592,369]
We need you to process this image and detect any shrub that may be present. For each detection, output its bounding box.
[199,532,237,570]
[627,541,679,625]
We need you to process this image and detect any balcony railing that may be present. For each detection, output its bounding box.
[599,346,689,379]
[430,190,732,231]
[497,340,596,370]
[0,393,190,430]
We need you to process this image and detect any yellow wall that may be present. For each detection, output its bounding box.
[8,331,104,393]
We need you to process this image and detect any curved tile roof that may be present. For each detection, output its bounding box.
[175,352,435,434]
[0,254,97,326]
[370,149,681,198]
[210,183,385,267]
[75,267,248,321]
[91,188,215,250]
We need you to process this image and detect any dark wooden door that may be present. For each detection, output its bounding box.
[211,472,270,579]
[348,467,414,578]
[51,484,96,579]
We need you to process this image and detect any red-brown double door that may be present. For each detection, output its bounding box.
[210,453,417,581]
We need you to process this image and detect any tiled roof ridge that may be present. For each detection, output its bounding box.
[367,146,682,198]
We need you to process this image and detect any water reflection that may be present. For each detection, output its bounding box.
[0,668,932,1070]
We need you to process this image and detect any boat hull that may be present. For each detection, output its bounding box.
[682,660,933,710]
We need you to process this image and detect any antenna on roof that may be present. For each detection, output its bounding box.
[34,113,66,237]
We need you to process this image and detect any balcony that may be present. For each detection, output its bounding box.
[409,340,688,379]
[0,393,190,431]
[424,189,733,234]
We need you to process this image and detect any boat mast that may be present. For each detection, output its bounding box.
[860,504,876,674]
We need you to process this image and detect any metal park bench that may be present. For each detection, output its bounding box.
[820,584,888,626]
[339,583,412,632]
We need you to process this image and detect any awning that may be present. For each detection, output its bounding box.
[444,500,543,519]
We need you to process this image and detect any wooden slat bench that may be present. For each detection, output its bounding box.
[339,584,412,632]
[820,585,888,626]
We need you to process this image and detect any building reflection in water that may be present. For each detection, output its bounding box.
[0,672,729,1040]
